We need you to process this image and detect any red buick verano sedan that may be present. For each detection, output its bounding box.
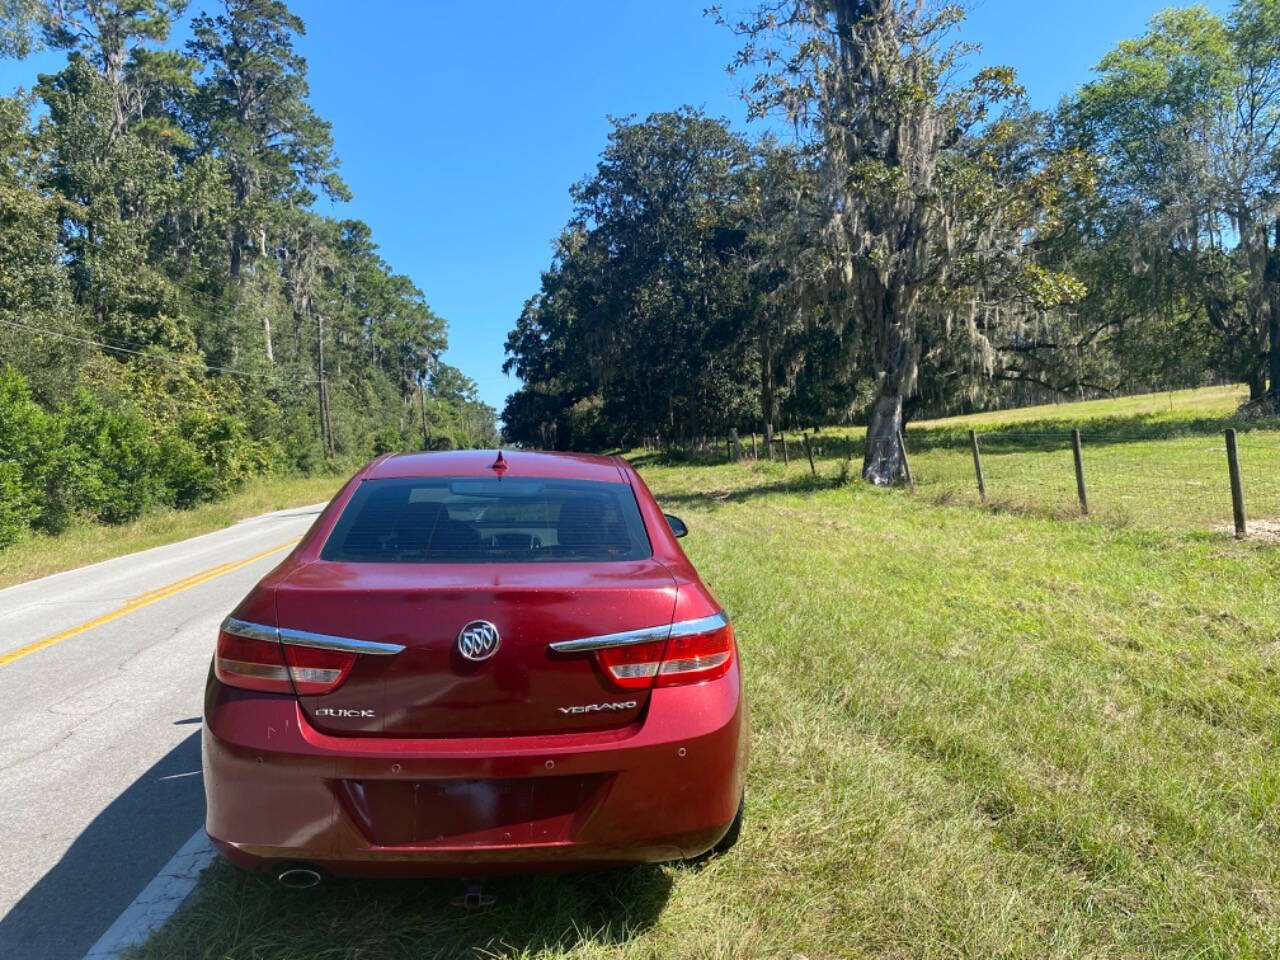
[203,450,747,883]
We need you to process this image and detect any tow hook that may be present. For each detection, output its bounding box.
[451,878,496,910]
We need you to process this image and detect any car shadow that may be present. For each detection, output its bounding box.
[3,724,675,959]
[0,730,205,960]
[146,860,676,957]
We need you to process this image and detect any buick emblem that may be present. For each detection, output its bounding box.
[456,620,501,661]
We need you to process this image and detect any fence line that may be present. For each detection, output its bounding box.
[676,422,1280,539]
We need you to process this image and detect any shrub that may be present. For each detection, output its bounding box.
[156,430,219,509]
[176,410,263,499]
[0,461,30,547]
[277,404,325,475]
[371,425,404,455]
[0,369,52,545]
[48,391,165,526]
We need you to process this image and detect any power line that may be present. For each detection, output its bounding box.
[0,316,320,385]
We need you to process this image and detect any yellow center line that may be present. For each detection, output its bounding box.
[0,539,298,669]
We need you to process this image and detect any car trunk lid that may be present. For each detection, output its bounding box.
[275,560,677,737]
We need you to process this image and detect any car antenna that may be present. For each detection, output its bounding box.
[490,450,508,478]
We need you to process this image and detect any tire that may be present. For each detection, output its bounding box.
[712,793,745,854]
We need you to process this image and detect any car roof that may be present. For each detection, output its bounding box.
[365,449,627,483]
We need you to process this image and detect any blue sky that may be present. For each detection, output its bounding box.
[0,0,1231,413]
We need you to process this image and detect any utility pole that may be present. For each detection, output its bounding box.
[322,377,334,458]
[426,351,441,449]
[317,314,333,457]
[419,379,429,450]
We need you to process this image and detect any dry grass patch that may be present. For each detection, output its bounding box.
[0,473,343,589]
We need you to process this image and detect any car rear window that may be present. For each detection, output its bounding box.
[320,476,652,563]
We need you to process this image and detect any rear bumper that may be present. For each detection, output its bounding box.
[202,664,747,876]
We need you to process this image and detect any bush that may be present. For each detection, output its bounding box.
[0,369,52,545]
[47,391,165,526]
[156,430,219,509]
[371,425,404,456]
[174,410,264,501]
[0,362,340,551]
[0,461,30,548]
[277,404,326,475]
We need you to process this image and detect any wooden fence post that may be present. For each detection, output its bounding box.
[897,430,915,492]
[780,433,789,466]
[969,429,986,503]
[730,427,740,461]
[1226,428,1247,539]
[1071,428,1089,516]
[802,432,816,475]
[751,432,757,460]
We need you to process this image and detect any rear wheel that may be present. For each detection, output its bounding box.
[685,793,743,864]
[712,794,745,854]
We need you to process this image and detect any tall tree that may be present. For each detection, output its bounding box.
[0,93,85,400]
[0,0,492,546]
[721,0,1085,483]
[742,140,836,446]
[187,0,349,303]
[504,109,758,448]
[37,54,199,353]
[1070,0,1280,402]
[0,0,45,58]
[38,0,190,147]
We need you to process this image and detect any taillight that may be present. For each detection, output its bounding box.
[655,622,734,686]
[596,640,666,690]
[592,615,736,690]
[281,644,356,695]
[215,620,357,695]
[214,627,292,694]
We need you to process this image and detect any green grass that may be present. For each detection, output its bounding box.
[914,384,1250,429]
[130,388,1280,959]
[0,473,344,589]
[905,430,1280,533]
[726,385,1280,533]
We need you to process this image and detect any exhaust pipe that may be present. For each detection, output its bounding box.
[275,865,322,889]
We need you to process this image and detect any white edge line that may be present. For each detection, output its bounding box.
[83,828,215,960]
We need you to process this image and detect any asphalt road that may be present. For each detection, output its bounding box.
[0,503,328,960]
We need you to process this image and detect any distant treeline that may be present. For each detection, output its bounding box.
[502,0,1280,484]
[0,0,496,547]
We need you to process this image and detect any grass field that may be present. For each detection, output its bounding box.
[131,387,1280,959]
[755,385,1280,535]
[0,473,345,590]
[914,383,1251,428]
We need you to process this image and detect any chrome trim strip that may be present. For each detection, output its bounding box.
[221,616,278,644]
[220,617,404,656]
[278,626,405,656]
[667,610,731,639]
[548,610,729,654]
[548,624,670,654]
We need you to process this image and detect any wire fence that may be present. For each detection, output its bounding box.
[908,429,1280,535]
[691,423,1280,539]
